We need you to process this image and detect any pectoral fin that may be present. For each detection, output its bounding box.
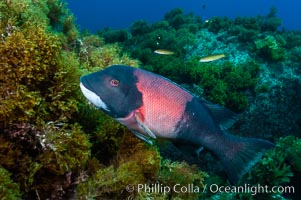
[131,130,154,145]
[116,110,156,144]
[196,146,204,156]
[135,112,157,139]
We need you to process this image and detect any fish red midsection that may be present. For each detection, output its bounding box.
[134,70,193,138]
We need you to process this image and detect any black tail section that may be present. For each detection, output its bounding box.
[216,132,274,184]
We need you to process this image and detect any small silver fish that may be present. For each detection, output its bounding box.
[199,54,226,62]
[154,49,175,55]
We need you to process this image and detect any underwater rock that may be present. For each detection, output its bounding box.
[234,64,301,138]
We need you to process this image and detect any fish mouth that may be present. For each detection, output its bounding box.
[80,77,110,111]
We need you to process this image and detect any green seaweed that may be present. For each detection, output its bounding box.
[254,35,286,62]
[75,132,161,199]
[0,26,81,126]
[75,132,209,200]
[0,167,22,200]
[0,123,91,199]
[78,39,140,72]
[189,60,260,112]
[158,160,208,200]
[36,123,91,175]
[242,136,301,199]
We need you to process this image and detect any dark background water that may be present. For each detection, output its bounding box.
[65,0,300,32]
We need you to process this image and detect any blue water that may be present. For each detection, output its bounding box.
[65,0,300,32]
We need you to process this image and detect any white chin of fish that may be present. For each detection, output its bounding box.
[80,83,109,111]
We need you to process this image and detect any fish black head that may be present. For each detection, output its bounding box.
[80,65,142,118]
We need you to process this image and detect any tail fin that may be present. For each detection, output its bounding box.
[218,133,274,184]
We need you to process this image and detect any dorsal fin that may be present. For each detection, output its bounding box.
[204,102,238,130]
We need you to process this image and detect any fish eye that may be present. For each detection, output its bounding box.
[110,79,119,87]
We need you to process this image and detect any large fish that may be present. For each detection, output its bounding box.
[80,65,274,183]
